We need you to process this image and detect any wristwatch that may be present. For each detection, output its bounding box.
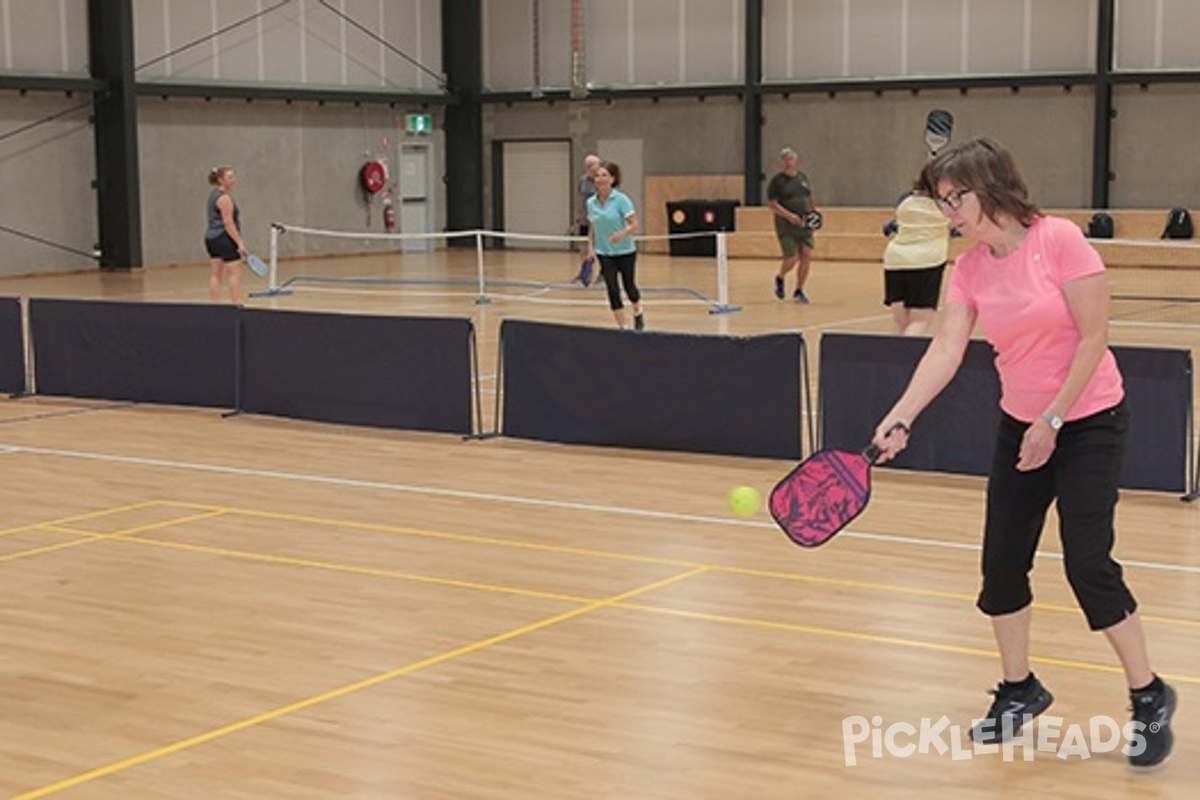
[1041,412,1064,431]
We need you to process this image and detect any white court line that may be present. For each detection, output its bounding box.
[3,442,1199,575]
[290,284,707,307]
[806,314,894,331]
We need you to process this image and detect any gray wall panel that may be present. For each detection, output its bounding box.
[1117,0,1200,70]
[965,0,1025,74]
[484,0,533,90]
[6,0,88,74]
[215,0,262,82]
[763,87,1094,207]
[1111,84,1200,208]
[130,0,439,90]
[785,0,844,80]
[631,0,680,86]
[848,0,903,78]
[684,0,742,85]
[262,4,306,84]
[165,0,217,81]
[585,0,631,87]
[136,98,445,265]
[1031,0,1095,72]
[0,96,97,276]
[907,0,963,76]
[1161,0,1200,69]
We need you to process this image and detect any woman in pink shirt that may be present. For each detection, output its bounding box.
[871,138,1175,768]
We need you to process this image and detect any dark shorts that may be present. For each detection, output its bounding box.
[883,263,946,309]
[777,229,814,258]
[205,232,241,262]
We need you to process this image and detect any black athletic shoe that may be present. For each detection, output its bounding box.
[793,289,810,304]
[634,313,645,331]
[1130,682,1176,768]
[774,275,785,299]
[968,675,1054,744]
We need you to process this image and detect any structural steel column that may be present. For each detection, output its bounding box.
[442,0,484,240]
[743,0,764,206]
[1092,0,1116,208]
[89,0,142,269]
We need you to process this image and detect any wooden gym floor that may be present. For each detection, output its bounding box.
[0,249,1197,798]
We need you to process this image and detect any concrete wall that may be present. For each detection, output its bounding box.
[0,95,97,276]
[2,1,1200,275]
[136,98,445,265]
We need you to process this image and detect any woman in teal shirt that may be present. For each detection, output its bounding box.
[586,161,644,330]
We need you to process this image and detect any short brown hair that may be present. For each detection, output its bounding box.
[208,165,233,186]
[927,138,1041,226]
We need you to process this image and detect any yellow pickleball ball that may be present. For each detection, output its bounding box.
[728,485,762,516]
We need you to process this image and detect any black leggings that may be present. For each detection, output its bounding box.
[978,400,1137,631]
[598,252,640,311]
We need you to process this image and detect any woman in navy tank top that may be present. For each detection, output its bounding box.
[204,166,248,303]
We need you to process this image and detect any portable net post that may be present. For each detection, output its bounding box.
[474,230,490,304]
[710,231,740,314]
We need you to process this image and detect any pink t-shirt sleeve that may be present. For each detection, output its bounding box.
[1046,217,1105,283]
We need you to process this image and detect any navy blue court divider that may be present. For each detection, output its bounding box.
[0,297,24,395]
[30,299,237,407]
[500,320,804,459]
[819,334,1002,477]
[239,309,475,434]
[1111,345,1193,493]
[819,333,1192,493]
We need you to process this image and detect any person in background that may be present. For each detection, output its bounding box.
[586,161,644,330]
[882,161,952,335]
[576,153,601,244]
[766,147,817,303]
[871,137,1176,769]
[204,165,248,304]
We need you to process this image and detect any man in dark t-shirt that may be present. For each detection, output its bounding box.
[766,147,817,303]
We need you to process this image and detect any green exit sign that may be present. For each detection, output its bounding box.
[405,113,432,134]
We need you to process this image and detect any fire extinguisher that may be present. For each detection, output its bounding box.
[382,190,397,232]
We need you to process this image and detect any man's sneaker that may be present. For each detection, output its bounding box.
[774,275,785,299]
[1130,681,1176,768]
[968,675,1054,744]
[794,289,810,304]
[633,313,645,331]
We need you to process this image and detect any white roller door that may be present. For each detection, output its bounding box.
[501,140,572,251]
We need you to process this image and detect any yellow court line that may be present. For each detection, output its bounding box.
[0,511,231,566]
[146,499,698,567]
[138,500,1200,631]
[121,534,594,604]
[0,500,164,540]
[615,602,1200,686]
[40,509,229,539]
[13,566,709,800]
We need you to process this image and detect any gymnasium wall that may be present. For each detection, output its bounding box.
[0,94,98,277]
[3,1,1200,272]
[135,98,447,266]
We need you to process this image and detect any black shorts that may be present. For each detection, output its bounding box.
[205,232,241,262]
[883,263,946,309]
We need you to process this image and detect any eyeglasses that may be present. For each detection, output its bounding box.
[935,187,972,211]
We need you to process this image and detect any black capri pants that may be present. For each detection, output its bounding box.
[597,252,640,311]
[977,400,1137,631]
